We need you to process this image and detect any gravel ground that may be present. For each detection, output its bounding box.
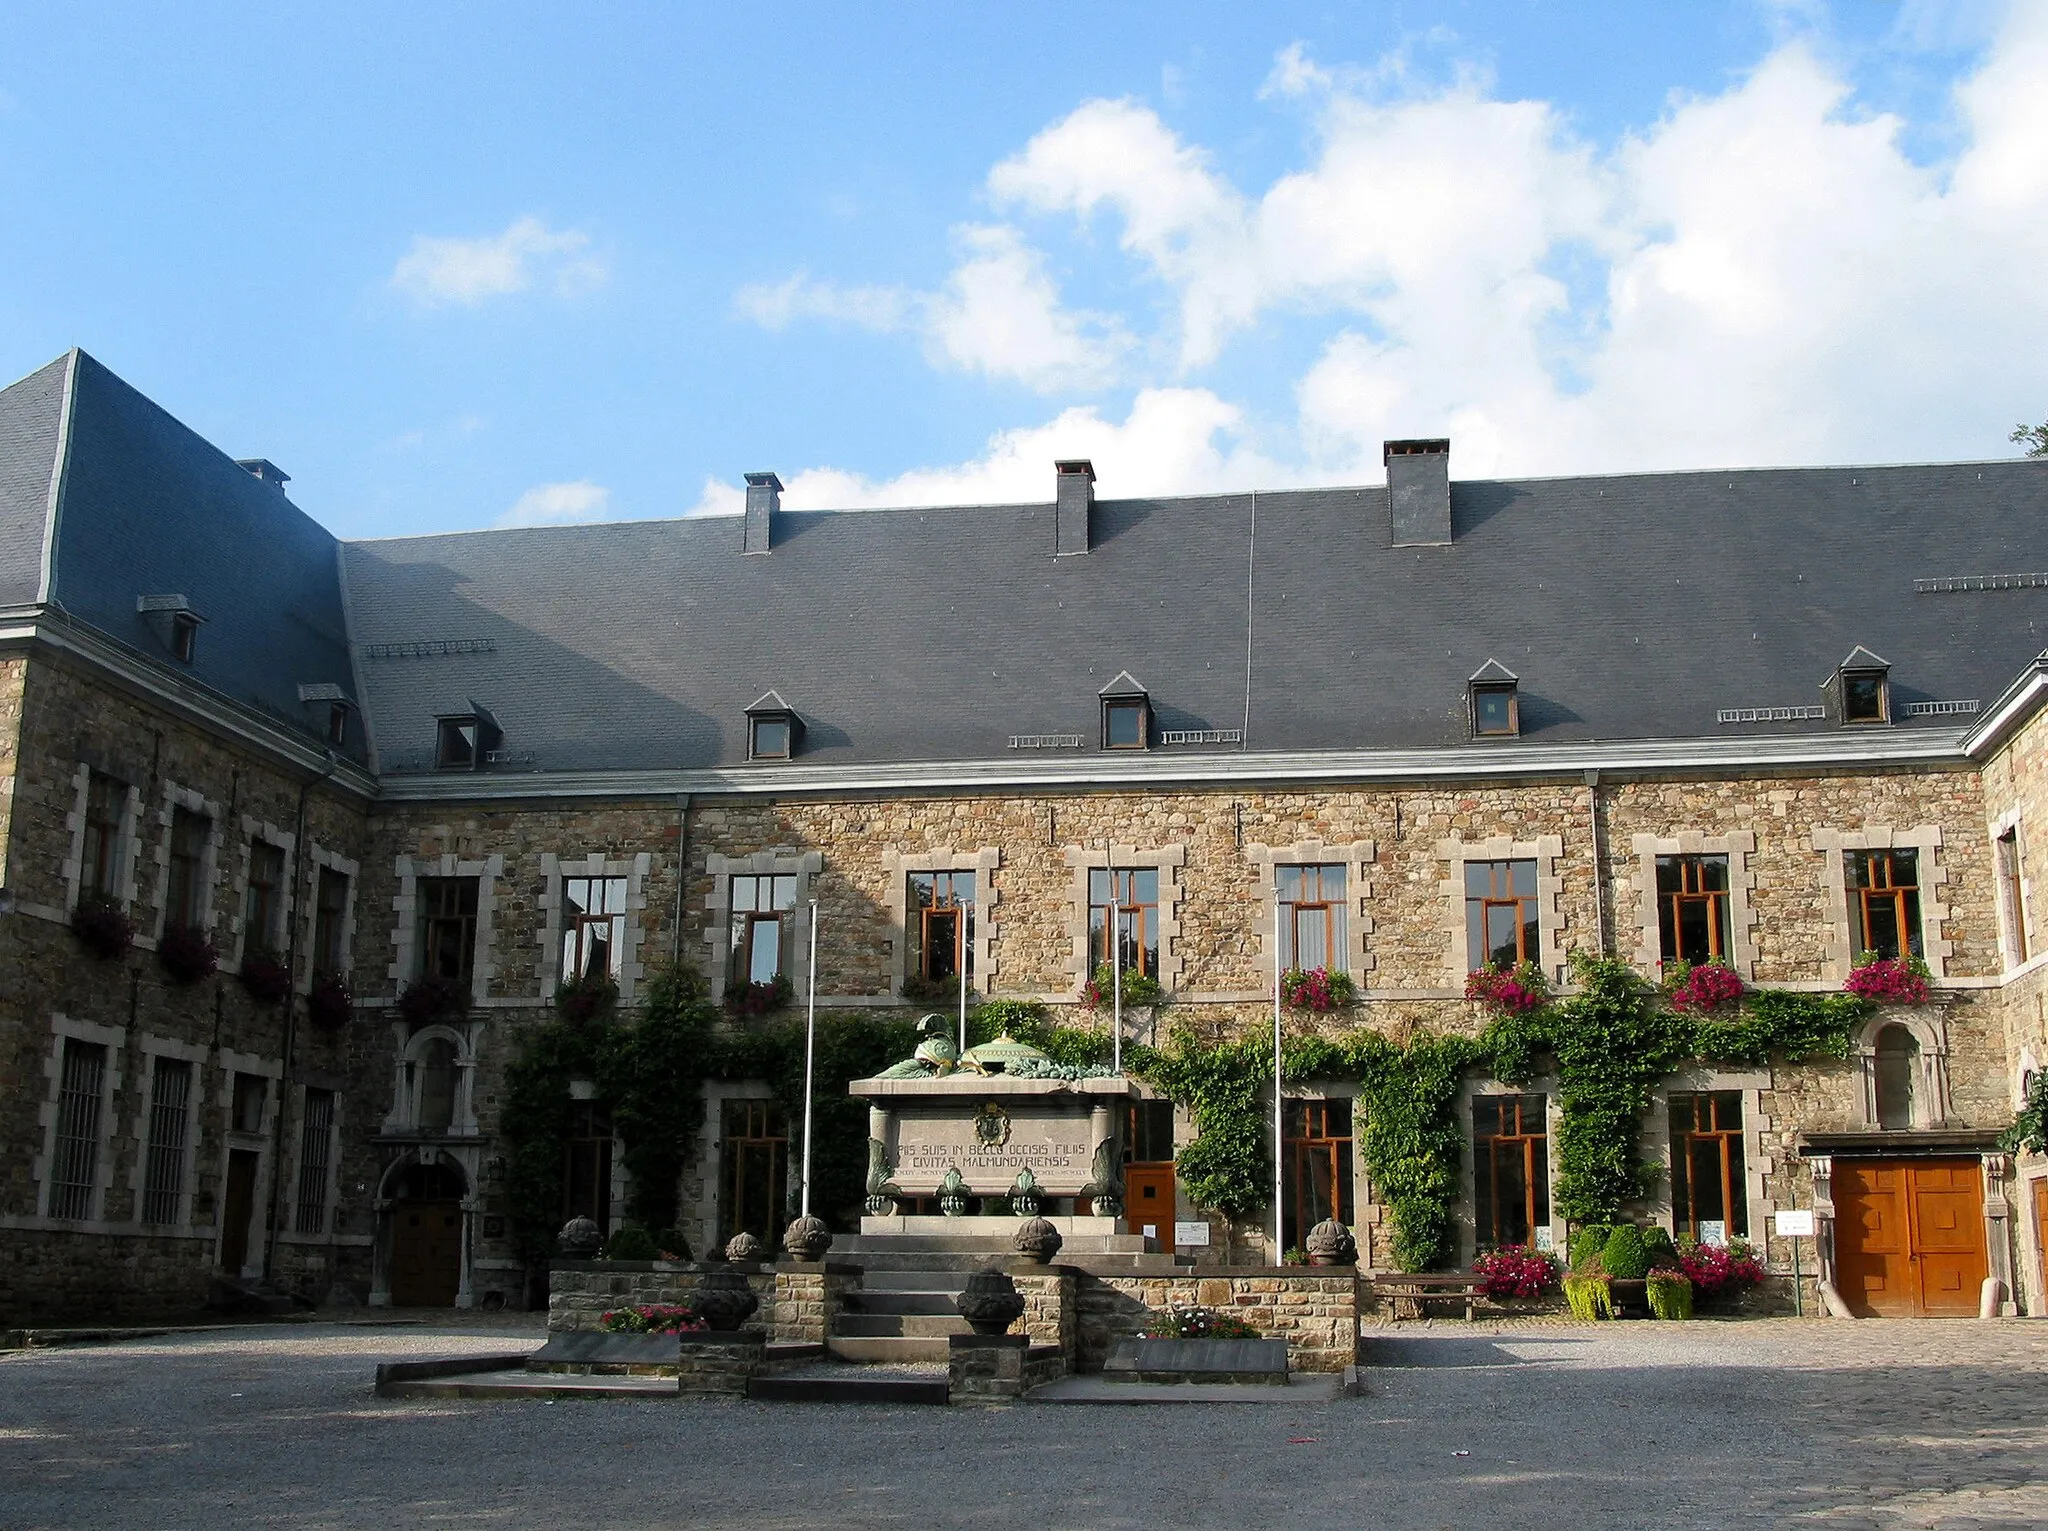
[5,1317,2048,1530]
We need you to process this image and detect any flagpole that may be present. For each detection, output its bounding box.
[801,900,818,1218]
[1273,896,1284,1265]
[1111,898,1123,1075]
[957,908,968,1054]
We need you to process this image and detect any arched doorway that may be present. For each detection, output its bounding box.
[389,1159,466,1307]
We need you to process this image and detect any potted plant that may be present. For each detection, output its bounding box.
[1143,1304,1261,1340]
[306,971,353,1029]
[555,972,619,1025]
[1083,964,1163,1009]
[70,893,133,959]
[398,972,469,1024]
[1844,951,1931,1004]
[1646,1268,1694,1320]
[1678,1236,1767,1312]
[1281,966,1356,1013]
[1665,958,1744,1013]
[157,922,218,984]
[1464,960,1550,1015]
[237,944,293,1005]
[600,1303,706,1334]
[1471,1246,1560,1303]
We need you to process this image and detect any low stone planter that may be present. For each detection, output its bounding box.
[1103,1336,1288,1385]
[526,1331,684,1376]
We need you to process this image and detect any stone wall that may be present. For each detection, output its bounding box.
[1072,1268,1358,1373]
[1008,1266,1076,1361]
[546,1261,844,1343]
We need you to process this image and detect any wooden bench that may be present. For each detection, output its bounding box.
[1365,1273,1487,1321]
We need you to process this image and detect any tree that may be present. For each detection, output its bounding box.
[2014,420,2048,458]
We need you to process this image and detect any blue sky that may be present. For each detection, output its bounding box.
[2,1,2041,539]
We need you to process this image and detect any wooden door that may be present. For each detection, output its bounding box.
[2034,1180,2048,1307]
[1908,1161,1986,1316]
[1834,1159,1986,1317]
[1124,1163,1176,1251]
[218,1149,259,1274]
[391,1200,462,1306]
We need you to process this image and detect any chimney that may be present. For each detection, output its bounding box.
[236,458,291,491]
[1385,439,1451,546]
[743,471,782,555]
[1055,459,1095,555]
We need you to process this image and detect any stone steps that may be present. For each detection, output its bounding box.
[843,1289,962,1316]
[826,1334,956,1363]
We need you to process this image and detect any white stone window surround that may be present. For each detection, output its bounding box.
[282,1081,345,1237]
[1457,1076,1564,1269]
[382,1019,484,1137]
[1811,825,1952,980]
[33,1013,127,1224]
[388,852,505,1007]
[882,847,1002,997]
[1848,1009,1952,1129]
[299,842,361,994]
[1063,843,1189,997]
[1992,807,2035,971]
[146,781,225,940]
[1246,838,1377,981]
[1639,1066,1773,1241]
[127,1034,210,1229]
[537,851,653,1002]
[703,849,822,1003]
[215,1047,282,1278]
[1629,831,1759,980]
[60,762,142,913]
[224,815,297,970]
[1437,834,1567,984]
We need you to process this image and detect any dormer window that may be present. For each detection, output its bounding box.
[326,704,349,747]
[434,703,501,771]
[1468,659,1520,738]
[745,691,801,761]
[138,594,203,664]
[297,684,352,749]
[170,612,198,663]
[1834,647,1891,725]
[1099,672,1151,751]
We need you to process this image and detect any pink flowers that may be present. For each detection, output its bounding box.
[1667,961,1744,1013]
[1471,1247,1560,1299]
[600,1303,706,1334]
[1676,1238,1765,1297]
[1281,966,1357,1013]
[1844,954,1930,1004]
[1465,961,1550,1014]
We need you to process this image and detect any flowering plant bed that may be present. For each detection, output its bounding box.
[70,893,133,959]
[238,946,293,1004]
[306,971,353,1029]
[1645,1270,1694,1320]
[1471,1246,1560,1299]
[1844,953,1931,1004]
[1142,1304,1260,1340]
[1281,966,1356,1012]
[157,922,218,984]
[723,974,794,1017]
[1084,964,1163,1009]
[1666,959,1744,1013]
[1465,960,1550,1014]
[600,1304,706,1334]
[399,973,470,1024]
[1677,1237,1765,1299]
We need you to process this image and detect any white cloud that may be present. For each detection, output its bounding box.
[496,480,612,528]
[735,226,1128,392]
[391,217,608,308]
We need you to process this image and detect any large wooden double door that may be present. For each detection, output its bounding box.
[390,1200,462,1307]
[1834,1159,1987,1317]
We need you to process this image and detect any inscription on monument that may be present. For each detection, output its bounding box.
[894,1109,1096,1192]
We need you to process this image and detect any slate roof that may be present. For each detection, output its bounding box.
[8,349,2048,779]
[0,351,364,760]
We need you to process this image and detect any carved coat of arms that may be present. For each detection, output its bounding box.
[973,1101,1011,1149]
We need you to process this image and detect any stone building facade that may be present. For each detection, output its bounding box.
[4,348,2047,1323]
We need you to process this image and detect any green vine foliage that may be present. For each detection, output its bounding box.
[1143,1028,1272,1220]
[2000,1070,2048,1157]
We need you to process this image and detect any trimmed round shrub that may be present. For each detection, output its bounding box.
[1641,1225,1679,1270]
[601,1223,658,1261]
[1602,1224,1652,1281]
[1569,1224,1618,1271]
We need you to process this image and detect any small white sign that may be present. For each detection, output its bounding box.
[1699,1220,1728,1248]
[1774,1208,1815,1238]
[1532,1225,1555,1253]
[1174,1220,1212,1247]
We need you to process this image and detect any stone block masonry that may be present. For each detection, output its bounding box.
[1071,1268,1359,1374]
[546,1261,847,1345]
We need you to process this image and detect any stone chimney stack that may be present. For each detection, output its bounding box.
[743,471,782,555]
[1055,459,1095,556]
[1385,439,1451,546]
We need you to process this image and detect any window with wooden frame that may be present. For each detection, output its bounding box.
[908,870,975,983]
[1669,1091,1747,1239]
[1464,859,1538,971]
[1123,1099,1175,1165]
[1089,867,1161,978]
[1101,699,1148,750]
[312,867,349,975]
[728,873,797,988]
[415,875,480,983]
[1841,671,1889,723]
[748,715,793,760]
[243,840,287,955]
[1470,683,1518,736]
[561,875,628,983]
[1282,1098,1355,1253]
[1277,864,1348,973]
[79,771,126,901]
[561,1100,614,1227]
[48,1038,109,1221]
[416,1039,458,1133]
[294,1088,335,1233]
[1998,829,2028,964]
[1848,849,1923,961]
[164,807,211,929]
[1473,1093,1549,1252]
[141,1056,193,1226]
[1656,854,1731,966]
[720,1098,788,1245]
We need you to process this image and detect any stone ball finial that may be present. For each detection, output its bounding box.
[556,1216,603,1260]
[1305,1218,1358,1266]
[692,1266,761,1332]
[725,1231,765,1264]
[956,1267,1026,1335]
[783,1214,832,1263]
[1013,1216,1063,1264]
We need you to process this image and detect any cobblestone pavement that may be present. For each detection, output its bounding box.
[5,1317,2048,1531]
